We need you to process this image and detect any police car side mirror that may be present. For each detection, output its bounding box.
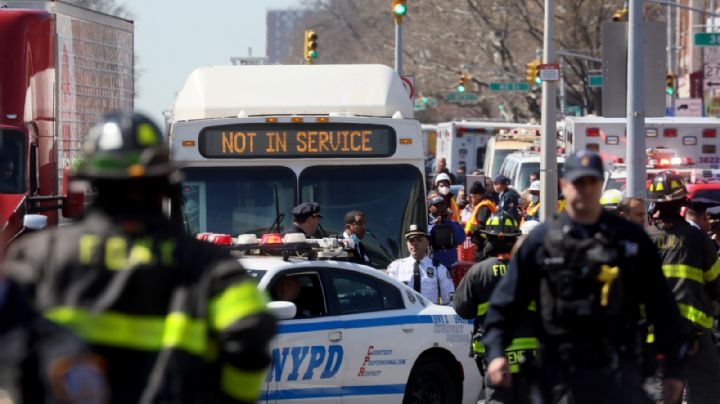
[267,301,297,320]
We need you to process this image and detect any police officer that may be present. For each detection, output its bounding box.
[483,150,687,403]
[454,212,537,404]
[386,224,455,305]
[646,171,720,404]
[493,175,521,220]
[284,202,323,237]
[4,112,276,403]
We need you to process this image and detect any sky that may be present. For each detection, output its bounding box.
[120,0,301,126]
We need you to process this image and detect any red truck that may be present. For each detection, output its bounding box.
[0,1,133,243]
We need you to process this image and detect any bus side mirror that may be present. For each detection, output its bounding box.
[61,167,84,219]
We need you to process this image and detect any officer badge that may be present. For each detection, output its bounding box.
[410,224,418,231]
[580,155,591,166]
[427,267,435,278]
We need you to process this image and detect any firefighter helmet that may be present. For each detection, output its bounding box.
[600,189,624,211]
[481,211,521,238]
[647,171,688,203]
[73,112,176,181]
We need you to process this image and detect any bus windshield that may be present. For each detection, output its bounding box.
[300,164,425,269]
[181,166,296,235]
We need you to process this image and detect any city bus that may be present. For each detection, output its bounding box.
[167,64,426,269]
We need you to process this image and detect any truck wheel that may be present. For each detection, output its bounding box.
[403,355,460,404]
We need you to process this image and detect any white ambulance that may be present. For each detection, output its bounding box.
[563,116,720,169]
[435,121,541,178]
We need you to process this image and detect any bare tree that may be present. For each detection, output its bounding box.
[291,0,664,122]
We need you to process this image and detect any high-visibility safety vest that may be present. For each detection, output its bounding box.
[648,217,720,330]
[464,199,498,234]
[3,210,276,404]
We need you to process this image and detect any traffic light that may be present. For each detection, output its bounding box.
[665,74,675,95]
[457,73,469,93]
[391,0,407,23]
[304,30,318,64]
[526,60,541,85]
[612,8,628,21]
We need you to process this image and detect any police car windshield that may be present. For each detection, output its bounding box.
[180,166,296,236]
[518,162,564,191]
[299,164,426,269]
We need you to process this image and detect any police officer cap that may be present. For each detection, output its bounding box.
[292,202,323,219]
[563,150,604,182]
[688,197,719,212]
[493,174,510,185]
[427,191,445,206]
[708,205,720,222]
[469,181,485,195]
[404,224,429,239]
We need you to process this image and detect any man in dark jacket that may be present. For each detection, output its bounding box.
[483,151,688,404]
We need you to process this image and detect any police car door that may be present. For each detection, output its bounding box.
[324,269,414,403]
[265,270,342,403]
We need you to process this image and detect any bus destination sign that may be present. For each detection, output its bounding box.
[199,123,396,158]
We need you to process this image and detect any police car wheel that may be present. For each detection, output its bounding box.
[403,355,460,404]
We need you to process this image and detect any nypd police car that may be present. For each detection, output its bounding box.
[226,233,482,404]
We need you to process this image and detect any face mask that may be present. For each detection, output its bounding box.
[531,195,539,203]
[438,186,450,195]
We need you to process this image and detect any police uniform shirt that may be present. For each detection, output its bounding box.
[386,255,454,304]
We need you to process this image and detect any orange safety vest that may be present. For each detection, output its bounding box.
[464,199,498,234]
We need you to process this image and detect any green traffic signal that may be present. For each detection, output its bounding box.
[421,96,429,103]
[308,50,318,59]
[393,3,406,16]
[534,77,542,85]
[498,104,505,111]
[666,87,674,95]
[457,84,465,93]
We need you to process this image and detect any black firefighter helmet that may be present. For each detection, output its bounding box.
[73,112,176,181]
[647,171,688,203]
[481,211,521,238]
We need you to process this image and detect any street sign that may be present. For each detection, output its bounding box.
[588,74,603,88]
[705,64,720,90]
[489,82,530,92]
[674,98,703,117]
[445,92,478,103]
[695,33,720,46]
[539,63,560,81]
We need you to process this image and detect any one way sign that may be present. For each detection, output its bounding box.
[705,63,720,89]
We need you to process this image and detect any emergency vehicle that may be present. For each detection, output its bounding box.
[201,232,482,404]
[563,116,720,169]
[0,1,134,243]
[168,65,426,270]
[435,121,540,178]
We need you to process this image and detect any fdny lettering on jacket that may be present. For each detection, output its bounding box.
[266,345,343,382]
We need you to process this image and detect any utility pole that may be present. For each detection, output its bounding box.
[626,0,646,199]
[540,0,558,222]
